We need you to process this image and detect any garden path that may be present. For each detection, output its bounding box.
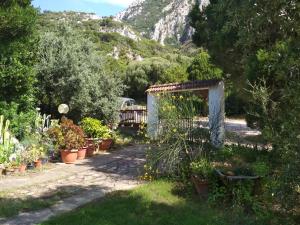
[0,144,147,225]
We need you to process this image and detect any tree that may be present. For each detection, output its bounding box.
[124,57,171,99]
[190,0,300,211]
[160,64,188,84]
[0,0,37,109]
[187,50,222,81]
[36,25,124,123]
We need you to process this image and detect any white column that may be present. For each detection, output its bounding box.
[208,81,225,148]
[147,93,159,139]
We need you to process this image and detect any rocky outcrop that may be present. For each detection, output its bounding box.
[115,0,145,21]
[99,25,141,41]
[116,0,210,45]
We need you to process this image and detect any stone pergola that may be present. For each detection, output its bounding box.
[146,79,225,148]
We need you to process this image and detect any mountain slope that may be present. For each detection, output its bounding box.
[116,0,209,45]
[38,11,178,61]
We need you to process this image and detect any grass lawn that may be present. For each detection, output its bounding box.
[38,181,276,225]
[0,189,73,219]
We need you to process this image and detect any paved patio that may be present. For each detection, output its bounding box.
[0,145,147,225]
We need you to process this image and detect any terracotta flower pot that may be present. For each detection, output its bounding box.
[99,139,113,151]
[19,164,27,173]
[61,150,78,164]
[85,138,95,146]
[77,147,87,160]
[34,160,42,169]
[191,175,209,197]
[86,144,95,157]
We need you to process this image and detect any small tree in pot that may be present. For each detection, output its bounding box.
[48,118,84,164]
[190,158,213,197]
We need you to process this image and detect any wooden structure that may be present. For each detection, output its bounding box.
[119,109,147,127]
[146,79,225,148]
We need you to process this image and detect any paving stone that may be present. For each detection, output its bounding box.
[1,144,147,225]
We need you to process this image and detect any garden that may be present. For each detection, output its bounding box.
[0,0,299,225]
[0,112,117,175]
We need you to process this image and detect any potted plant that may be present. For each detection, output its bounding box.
[18,150,32,173]
[81,118,102,156]
[27,144,43,169]
[99,127,113,151]
[48,118,84,164]
[190,158,213,197]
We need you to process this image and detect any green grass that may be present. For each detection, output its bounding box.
[0,190,72,219]
[39,181,269,225]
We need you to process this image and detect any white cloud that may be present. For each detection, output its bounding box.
[83,0,135,7]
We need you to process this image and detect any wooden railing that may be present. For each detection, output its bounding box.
[119,109,147,126]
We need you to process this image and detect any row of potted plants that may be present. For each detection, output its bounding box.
[48,117,114,164]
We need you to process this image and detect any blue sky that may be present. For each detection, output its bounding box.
[32,0,135,17]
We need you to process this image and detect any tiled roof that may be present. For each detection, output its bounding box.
[146,79,222,93]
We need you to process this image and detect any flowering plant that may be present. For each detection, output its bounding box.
[48,118,85,151]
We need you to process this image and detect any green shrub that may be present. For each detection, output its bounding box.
[190,159,213,180]
[81,117,111,139]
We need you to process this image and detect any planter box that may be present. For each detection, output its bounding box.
[215,169,262,195]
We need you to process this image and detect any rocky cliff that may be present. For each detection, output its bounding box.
[116,0,209,45]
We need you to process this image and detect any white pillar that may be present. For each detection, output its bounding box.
[147,93,159,139]
[208,81,225,148]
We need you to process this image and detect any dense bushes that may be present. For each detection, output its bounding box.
[36,25,124,123]
[190,0,300,214]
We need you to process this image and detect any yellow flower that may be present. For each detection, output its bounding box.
[173,128,177,133]
[179,95,184,100]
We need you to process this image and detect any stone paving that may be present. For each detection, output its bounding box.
[0,144,147,225]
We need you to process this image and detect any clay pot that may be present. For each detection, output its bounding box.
[191,175,209,197]
[61,150,78,164]
[85,138,95,146]
[34,160,42,169]
[77,147,87,160]
[19,164,27,173]
[99,139,113,151]
[86,145,95,157]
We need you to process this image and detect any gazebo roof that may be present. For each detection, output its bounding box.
[146,79,222,93]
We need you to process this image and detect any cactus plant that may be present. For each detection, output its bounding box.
[0,115,13,165]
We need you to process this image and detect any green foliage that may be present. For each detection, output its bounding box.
[36,24,124,123]
[147,93,211,177]
[160,64,188,84]
[0,0,37,106]
[39,180,292,225]
[187,50,223,81]
[125,55,191,99]
[0,102,36,140]
[190,159,213,180]
[80,117,111,139]
[124,57,170,98]
[190,0,300,212]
